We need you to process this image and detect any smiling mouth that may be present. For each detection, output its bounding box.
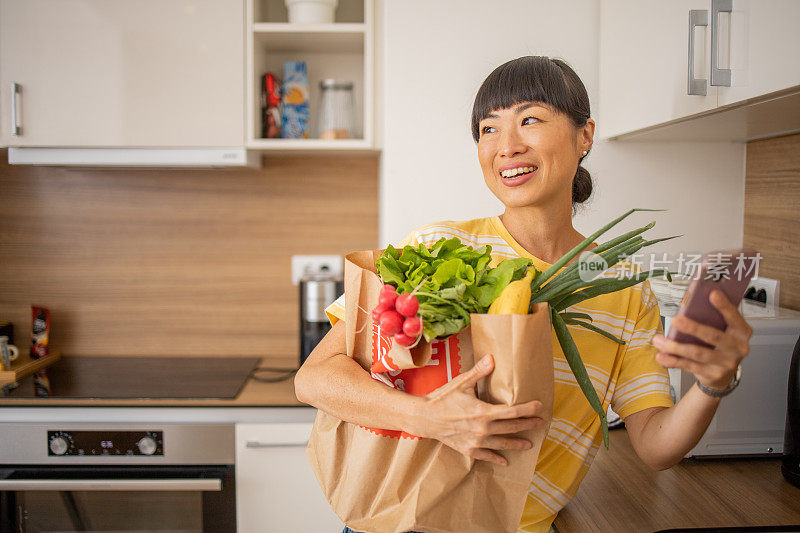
[499,166,537,179]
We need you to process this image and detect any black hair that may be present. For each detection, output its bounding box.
[471,56,593,209]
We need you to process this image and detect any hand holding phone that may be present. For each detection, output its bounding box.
[666,249,759,349]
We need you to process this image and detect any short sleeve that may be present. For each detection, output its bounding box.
[610,282,675,420]
[324,228,421,326]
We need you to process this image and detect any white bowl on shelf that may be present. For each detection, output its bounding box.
[285,0,338,24]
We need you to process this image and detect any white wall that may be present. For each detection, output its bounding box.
[378,0,745,259]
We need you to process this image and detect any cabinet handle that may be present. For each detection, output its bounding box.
[245,440,309,448]
[710,0,732,87]
[10,82,22,135]
[687,9,709,95]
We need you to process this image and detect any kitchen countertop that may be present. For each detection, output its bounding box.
[555,429,800,532]
[0,357,304,407]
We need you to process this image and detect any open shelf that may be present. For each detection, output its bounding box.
[246,0,373,152]
[247,138,372,151]
[1,351,61,388]
[253,24,364,54]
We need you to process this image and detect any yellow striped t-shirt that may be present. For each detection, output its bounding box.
[325,216,674,533]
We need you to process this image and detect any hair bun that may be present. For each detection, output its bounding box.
[572,165,593,205]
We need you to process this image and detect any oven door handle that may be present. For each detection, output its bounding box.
[0,478,222,491]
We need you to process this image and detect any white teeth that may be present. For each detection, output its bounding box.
[500,166,537,178]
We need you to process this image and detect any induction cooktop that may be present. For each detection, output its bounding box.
[3,356,261,399]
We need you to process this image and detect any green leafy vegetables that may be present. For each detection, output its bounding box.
[376,238,531,342]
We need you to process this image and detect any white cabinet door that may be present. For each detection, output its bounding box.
[717,0,800,107]
[0,0,244,147]
[598,0,718,139]
[235,422,343,533]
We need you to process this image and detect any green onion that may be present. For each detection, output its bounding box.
[558,312,593,322]
[531,208,665,293]
[551,269,671,312]
[588,221,655,255]
[552,307,609,450]
[523,210,680,450]
[532,237,644,303]
[563,317,626,345]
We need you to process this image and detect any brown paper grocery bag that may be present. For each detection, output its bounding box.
[306,250,554,533]
[471,310,554,529]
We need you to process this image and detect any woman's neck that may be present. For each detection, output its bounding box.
[499,205,586,264]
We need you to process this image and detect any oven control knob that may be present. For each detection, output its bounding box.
[49,436,69,456]
[137,436,157,455]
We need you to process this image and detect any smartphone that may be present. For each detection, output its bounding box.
[666,249,760,349]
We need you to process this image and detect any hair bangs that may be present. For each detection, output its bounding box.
[471,56,579,142]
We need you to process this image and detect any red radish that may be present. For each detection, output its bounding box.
[378,290,398,307]
[371,303,390,321]
[394,332,417,347]
[381,284,397,294]
[395,293,419,317]
[402,316,423,337]
[379,310,404,335]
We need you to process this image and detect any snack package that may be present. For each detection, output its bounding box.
[281,61,309,139]
[30,306,50,358]
[261,72,282,138]
[30,305,51,397]
[306,250,554,533]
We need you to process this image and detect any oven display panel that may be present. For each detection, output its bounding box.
[47,430,163,456]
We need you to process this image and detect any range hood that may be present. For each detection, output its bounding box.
[7,147,261,168]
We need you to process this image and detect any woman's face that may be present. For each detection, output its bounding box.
[477,101,594,210]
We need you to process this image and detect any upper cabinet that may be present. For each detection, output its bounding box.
[0,0,245,148]
[599,0,800,140]
[245,0,374,151]
[716,0,800,107]
[598,0,718,139]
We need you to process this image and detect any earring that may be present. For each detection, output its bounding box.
[581,150,588,156]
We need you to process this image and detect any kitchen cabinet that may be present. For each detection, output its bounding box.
[246,0,374,150]
[598,0,719,139]
[716,0,800,107]
[598,0,800,140]
[235,422,343,532]
[0,0,244,148]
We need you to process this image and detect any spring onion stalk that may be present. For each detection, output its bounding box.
[531,208,665,293]
[554,233,646,282]
[551,307,609,450]
[558,312,593,322]
[526,210,677,450]
[544,233,680,305]
[536,232,657,301]
[563,318,626,345]
[588,221,655,255]
[551,269,672,312]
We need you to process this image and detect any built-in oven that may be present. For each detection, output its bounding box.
[0,423,235,533]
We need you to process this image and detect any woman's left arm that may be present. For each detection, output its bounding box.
[624,288,754,471]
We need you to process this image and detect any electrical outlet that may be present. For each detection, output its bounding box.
[744,276,780,307]
[291,255,343,285]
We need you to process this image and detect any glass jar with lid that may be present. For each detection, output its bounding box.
[317,79,356,139]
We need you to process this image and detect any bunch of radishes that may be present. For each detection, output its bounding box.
[371,284,423,347]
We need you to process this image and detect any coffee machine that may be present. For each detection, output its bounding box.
[299,268,343,366]
[782,335,800,487]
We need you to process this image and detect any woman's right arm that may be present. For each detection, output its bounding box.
[295,319,426,434]
[294,320,546,466]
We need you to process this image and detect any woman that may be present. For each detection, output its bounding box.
[295,56,753,533]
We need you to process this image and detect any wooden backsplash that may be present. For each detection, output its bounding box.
[743,132,800,311]
[0,151,378,365]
